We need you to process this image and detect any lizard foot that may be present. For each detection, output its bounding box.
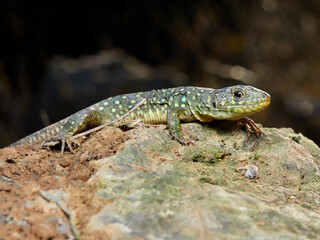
[237,117,263,136]
[41,135,79,153]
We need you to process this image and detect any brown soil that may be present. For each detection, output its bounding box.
[0,127,129,240]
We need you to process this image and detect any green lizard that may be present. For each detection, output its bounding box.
[8,85,271,152]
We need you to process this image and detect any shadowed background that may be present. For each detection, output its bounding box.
[1,0,320,147]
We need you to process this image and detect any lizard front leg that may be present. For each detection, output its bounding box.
[166,108,194,145]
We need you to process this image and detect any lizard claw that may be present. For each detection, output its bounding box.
[176,138,195,146]
[62,137,79,153]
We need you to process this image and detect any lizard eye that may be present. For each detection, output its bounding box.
[234,90,244,99]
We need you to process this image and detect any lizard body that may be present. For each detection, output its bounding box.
[8,85,271,151]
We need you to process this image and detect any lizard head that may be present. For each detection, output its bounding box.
[189,85,271,121]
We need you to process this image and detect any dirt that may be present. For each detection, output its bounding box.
[0,127,129,240]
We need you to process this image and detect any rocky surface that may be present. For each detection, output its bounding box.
[1,121,320,239]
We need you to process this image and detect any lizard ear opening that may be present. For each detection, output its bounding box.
[212,98,216,109]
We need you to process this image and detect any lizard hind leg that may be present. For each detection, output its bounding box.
[41,108,103,153]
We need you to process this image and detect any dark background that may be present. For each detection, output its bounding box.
[1,0,320,147]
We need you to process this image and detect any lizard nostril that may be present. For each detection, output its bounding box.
[264,92,271,99]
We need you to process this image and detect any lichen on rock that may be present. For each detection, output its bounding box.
[85,123,320,239]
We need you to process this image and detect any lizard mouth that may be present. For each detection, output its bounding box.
[233,96,271,108]
[223,96,271,116]
[242,96,271,112]
[256,96,271,108]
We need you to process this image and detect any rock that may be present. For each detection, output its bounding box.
[1,122,320,239]
[84,123,320,239]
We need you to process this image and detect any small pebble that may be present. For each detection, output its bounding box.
[236,165,258,179]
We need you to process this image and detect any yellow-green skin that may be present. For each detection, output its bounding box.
[8,85,271,148]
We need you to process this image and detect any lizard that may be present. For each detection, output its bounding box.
[8,85,271,152]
